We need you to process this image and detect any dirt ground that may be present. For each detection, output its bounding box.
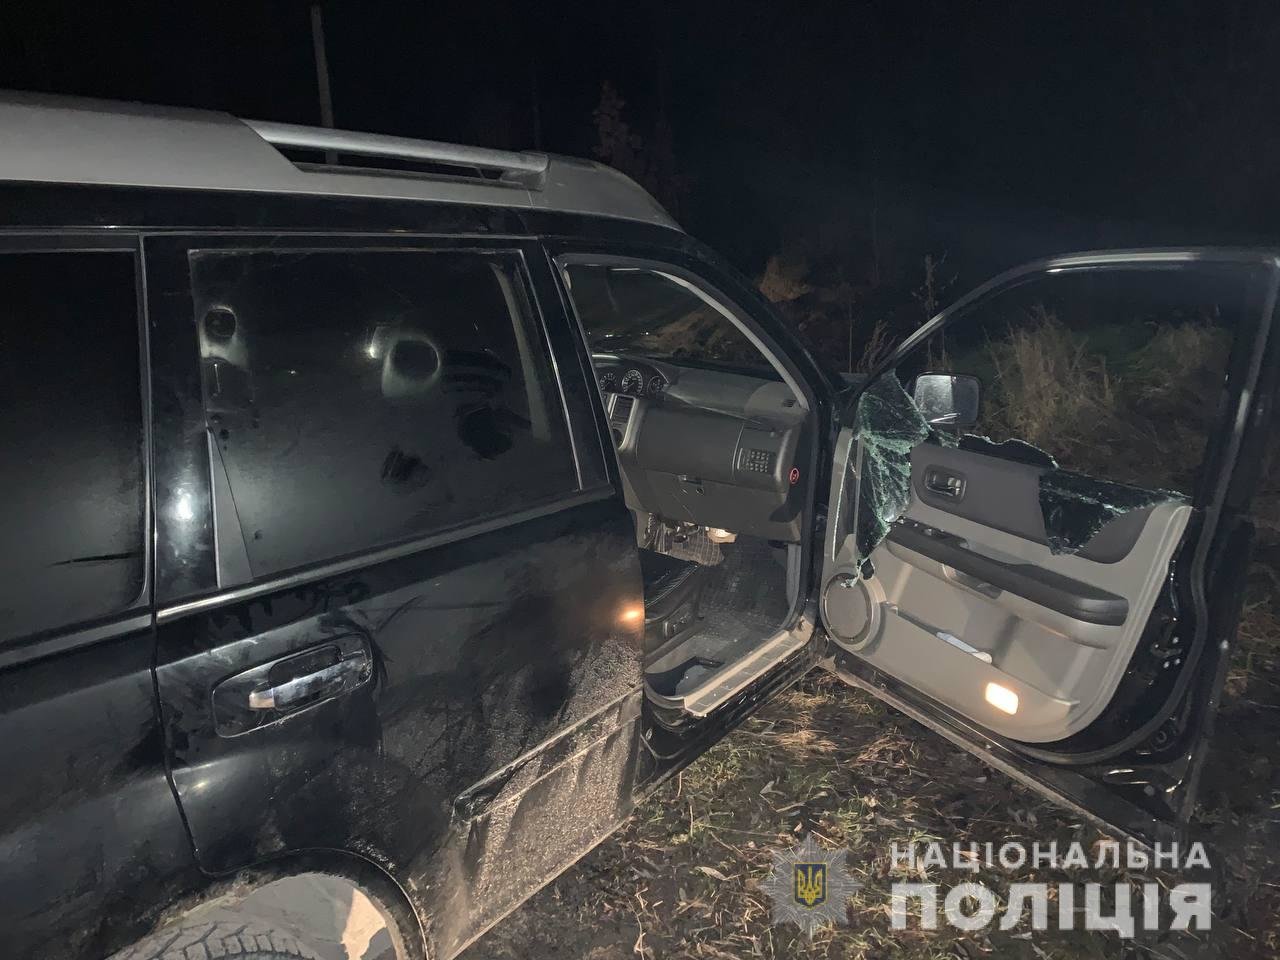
[461,594,1280,960]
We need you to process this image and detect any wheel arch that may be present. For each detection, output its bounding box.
[118,848,427,960]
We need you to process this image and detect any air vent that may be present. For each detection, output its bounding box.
[610,395,635,427]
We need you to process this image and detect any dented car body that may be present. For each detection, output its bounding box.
[1,96,1277,960]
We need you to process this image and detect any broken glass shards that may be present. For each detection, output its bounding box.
[1039,469,1186,554]
[852,374,933,559]
[959,434,1059,469]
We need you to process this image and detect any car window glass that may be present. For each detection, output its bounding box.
[190,248,577,579]
[0,250,145,643]
[563,263,774,375]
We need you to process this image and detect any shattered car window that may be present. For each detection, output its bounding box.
[1039,470,1187,555]
[896,270,1255,494]
[957,434,1056,469]
[848,382,1189,557]
[848,373,1186,559]
[958,435,1186,555]
[851,373,934,559]
[851,265,1261,559]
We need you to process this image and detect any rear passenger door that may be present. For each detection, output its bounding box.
[146,235,648,957]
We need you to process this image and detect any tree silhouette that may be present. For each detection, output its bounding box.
[592,81,688,218]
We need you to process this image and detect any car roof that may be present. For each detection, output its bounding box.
[0,92,681,231]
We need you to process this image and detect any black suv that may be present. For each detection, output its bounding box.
[2,94,1277,960]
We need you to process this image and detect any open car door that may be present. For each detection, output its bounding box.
[818,250,1280,846]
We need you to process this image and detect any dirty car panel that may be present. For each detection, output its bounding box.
[155,494,646,957]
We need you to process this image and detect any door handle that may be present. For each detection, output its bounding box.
[247,658,366,710]
[213,635,371,737]
[924,468,966,499]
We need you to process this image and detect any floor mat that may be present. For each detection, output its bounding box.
[699,537,789,624]
[644,537,790,697]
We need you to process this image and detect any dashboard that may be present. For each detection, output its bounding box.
[595,358,671,401]
[593,354,810,543]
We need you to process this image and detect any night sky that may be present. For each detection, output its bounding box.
[4,2,1280,287]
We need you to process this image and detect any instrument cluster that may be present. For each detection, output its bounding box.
[596,360,668,399]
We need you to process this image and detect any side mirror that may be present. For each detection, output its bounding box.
[912,373,980,430]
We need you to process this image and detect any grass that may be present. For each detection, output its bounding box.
[985,307,1121,455]
[963,309,1238,494]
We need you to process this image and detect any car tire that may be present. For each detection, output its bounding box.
[110,915,325,960]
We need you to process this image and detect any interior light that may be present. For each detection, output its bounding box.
[984,682,1019,715]
[172,492,195,523]
[619,604,645,625]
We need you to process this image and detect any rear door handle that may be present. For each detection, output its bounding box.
[924,468,966,499]
[213,634,371,736]
[247,658,366,710]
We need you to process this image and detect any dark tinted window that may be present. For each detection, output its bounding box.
[0,251,145,643]
[190,248,577,578]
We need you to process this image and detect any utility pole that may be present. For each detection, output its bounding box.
[529,51,543,151]
[310,3,336,162]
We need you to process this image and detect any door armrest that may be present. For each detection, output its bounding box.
[887,523,1129,626]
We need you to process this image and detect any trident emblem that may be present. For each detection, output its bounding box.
[794,863,827,907]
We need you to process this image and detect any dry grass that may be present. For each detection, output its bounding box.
[985,307,1121,455]
[1227,574,1280,701]
[759,256,815,305]
[855,317,894,374]
[976,309,1238,494]
[1127,322,1231,415]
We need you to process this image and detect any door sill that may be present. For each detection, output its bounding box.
[644,612,816,718]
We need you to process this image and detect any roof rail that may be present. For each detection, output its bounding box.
[0,93,679,229]
[243,119,549,185]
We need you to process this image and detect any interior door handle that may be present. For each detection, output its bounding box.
[924,468,966,499]
[247,658,366,710]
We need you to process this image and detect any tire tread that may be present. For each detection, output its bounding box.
[109,916,323,960]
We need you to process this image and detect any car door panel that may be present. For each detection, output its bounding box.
[147,233,651,960]
[884,525,1133,628]
[819,250,1280,842]
[908,443,1155,563]
[881,502,1188,740]
[156,492,647,956]
[828,435,1193,742]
